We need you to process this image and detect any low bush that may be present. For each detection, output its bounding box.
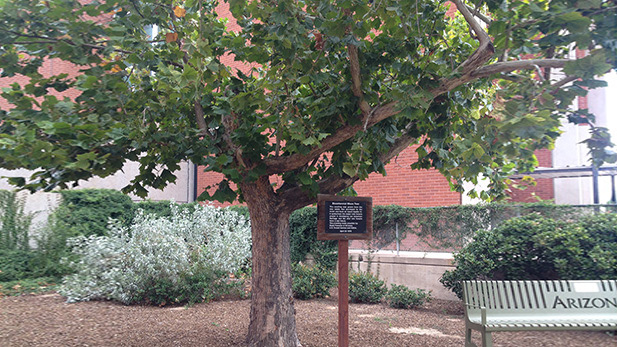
[291,263,337,300]
[0,249,36,282]
[59,204,251,305]
[440,213,617,299]
[289,207,337,270]
[55,189,134,238]
[386,284,432,309]
[348,271,387,304]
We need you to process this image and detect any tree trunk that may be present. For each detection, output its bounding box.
[242,177,302,347]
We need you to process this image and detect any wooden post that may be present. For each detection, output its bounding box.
[316,195,372,347]
[338,240,349,347]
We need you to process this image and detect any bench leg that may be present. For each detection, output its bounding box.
[481,331,493,347]
[465,328,477,347]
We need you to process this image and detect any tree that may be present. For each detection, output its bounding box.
[1,0,615,345]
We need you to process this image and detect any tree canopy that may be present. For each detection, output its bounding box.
[3,1,616,345]
[1,0,615,205]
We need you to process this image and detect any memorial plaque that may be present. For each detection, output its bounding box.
[317,195,372,240]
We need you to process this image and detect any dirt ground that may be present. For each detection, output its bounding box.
[1,293,615,347]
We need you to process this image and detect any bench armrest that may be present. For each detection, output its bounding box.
[465,303,488,325]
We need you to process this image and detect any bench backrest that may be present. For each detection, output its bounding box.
[463,280,617,320]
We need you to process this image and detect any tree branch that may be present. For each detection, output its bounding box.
[471,59,571,78]
[452,0,493,73]
[263,102,399,175]
[347,43,371,116]
[277,131,418,212]
[262,1,577,178]
[5,30,185,69]
[221,111,249,168]
[550,75,578,92]
[194,100,209,137]
[465,4,491,25]
[430,0,495,96]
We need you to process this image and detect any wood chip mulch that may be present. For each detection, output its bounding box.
[1,293,615,346]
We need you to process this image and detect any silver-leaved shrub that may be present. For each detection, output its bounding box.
[59,204,251,304]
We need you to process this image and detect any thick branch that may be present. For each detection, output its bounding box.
[278,173,358,213]
[347,44,371,116]
[465,4,491,25]
[194,100,209,136]
[277,132,418,212]
[471,59,571,78]
[431,0,495,96]
[264,102,399,175]
[452,0,493,74]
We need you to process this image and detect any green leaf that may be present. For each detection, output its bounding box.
[342,163,356,177]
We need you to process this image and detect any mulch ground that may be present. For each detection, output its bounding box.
[1,293,615,346]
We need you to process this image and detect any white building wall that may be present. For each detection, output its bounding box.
[0,162,195,228]
[553,72,616,205]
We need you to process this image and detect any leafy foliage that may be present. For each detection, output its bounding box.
[0,190,33,251]
[364,202,610,251]
[59,204,251,305]
[55,189,134,238]
[440,213,617,299]
[0,249,36,282]
[385,284,432,309]
[0,0,614,202]
[0,277,57,297]
[291,263,337,300]
[349,271,387,304]
[289,207,338,270]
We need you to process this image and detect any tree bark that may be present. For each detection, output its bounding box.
[242,177,302,347]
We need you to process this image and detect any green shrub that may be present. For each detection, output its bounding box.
[349,271,387,304]
[386,284,432,309]
[55,189,134,237]
[226,205,250,219]
[136,267,244,306]
[0,190,33,251]
[289,207,337,270]
[440,213,617,299]
[28,210,78,280]
[291,263,337,300]
[0,249,36,281]
[135,200,200,219]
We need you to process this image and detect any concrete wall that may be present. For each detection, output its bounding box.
[348,250,458,301]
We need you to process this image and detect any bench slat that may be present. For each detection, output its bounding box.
[463,280,617,346]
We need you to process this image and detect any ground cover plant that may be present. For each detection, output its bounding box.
[59,204,251,305]
[2,0,616,345]
[440,213,617,299]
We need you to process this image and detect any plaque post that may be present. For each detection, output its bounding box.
[338,240,349,347]
[317,194,372,347]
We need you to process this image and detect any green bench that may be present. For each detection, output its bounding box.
[462,280,617,347]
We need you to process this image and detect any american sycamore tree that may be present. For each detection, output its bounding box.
[1,0,616,345]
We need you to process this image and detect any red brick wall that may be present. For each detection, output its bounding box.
[353,145,460,207]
